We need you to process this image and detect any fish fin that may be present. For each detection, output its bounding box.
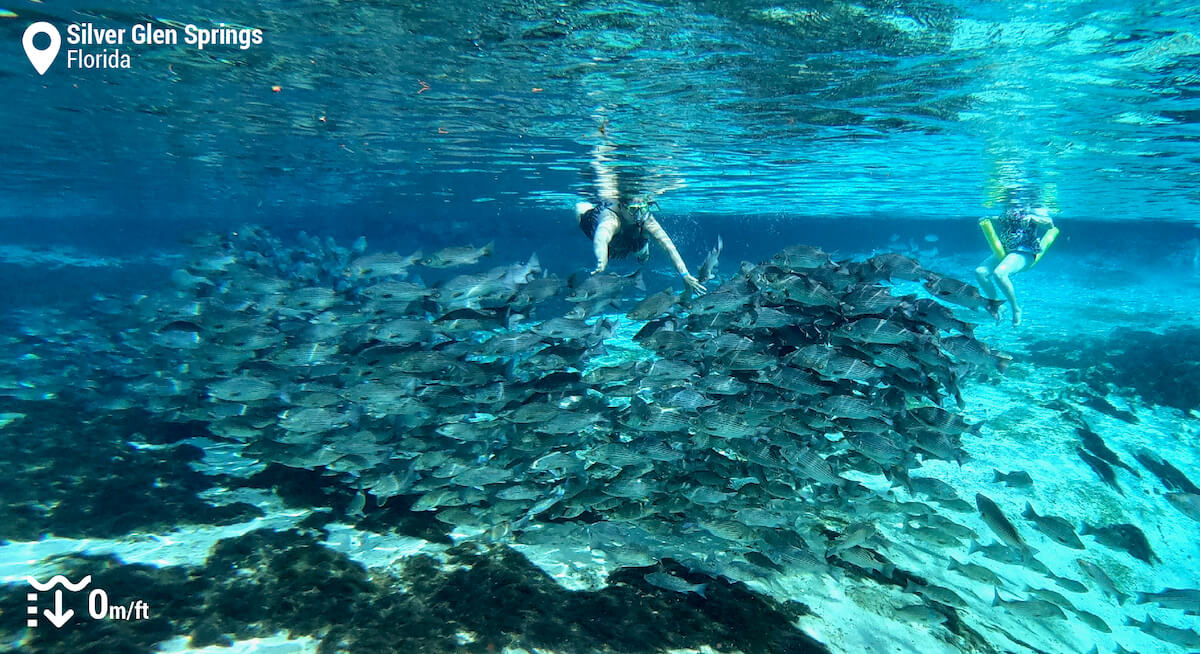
[986,298,1004,320]
[567,270,590,289]
[482,241,495,256]
[502,358,519,381]
[696,583,708,599]
[991,588,1002,607]
[1021,502,1037,520]
[995,355,1012,374]
[594,318,617,337]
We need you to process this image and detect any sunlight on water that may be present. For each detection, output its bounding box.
[1,1,1199,221]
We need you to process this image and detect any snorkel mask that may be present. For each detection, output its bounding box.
[627,197,659,213]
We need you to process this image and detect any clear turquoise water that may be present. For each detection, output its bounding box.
[1,2,1199,653]
[2,1,1200,223]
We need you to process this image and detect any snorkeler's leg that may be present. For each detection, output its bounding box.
[590,125,620,204]
[975,256,1000,299]
[992,253,1030,326]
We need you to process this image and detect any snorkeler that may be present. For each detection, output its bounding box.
[974,202,1057,327]
[575,129,706,295]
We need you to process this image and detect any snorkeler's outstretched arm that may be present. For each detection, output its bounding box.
[644,216,706,294]
[592,212,619,274]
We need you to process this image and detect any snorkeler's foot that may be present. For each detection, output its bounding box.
[1011,306,1022,327]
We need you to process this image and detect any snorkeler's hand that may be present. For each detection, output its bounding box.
[592,261,607,275]
[682,274,706,294]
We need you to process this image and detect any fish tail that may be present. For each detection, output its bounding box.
[1021,502,1037,520]
[1017,545,1039,564]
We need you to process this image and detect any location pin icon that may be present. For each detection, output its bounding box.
[23,22,61,76]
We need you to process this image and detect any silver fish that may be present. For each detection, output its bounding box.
[644,571,707,597]
[420,242,494,268]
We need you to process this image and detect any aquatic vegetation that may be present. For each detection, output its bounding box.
[7,532,827,654]
[1028,326,1200,412]
[0,403,261,541]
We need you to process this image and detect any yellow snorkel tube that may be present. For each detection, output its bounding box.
[979,217,1059,268]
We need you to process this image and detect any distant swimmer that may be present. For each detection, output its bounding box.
[575,123,706,295]
[975,196,1059,326]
